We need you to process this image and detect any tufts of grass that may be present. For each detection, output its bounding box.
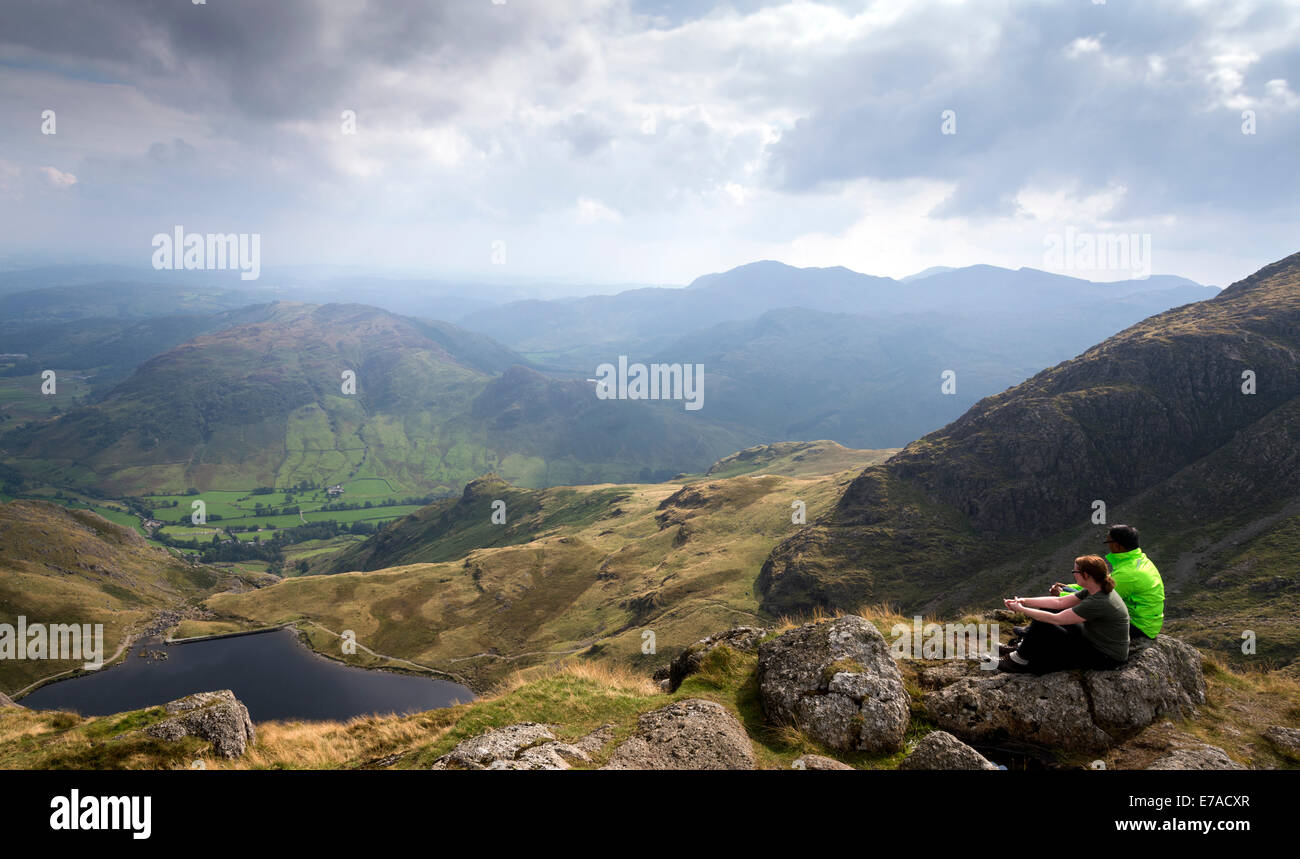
[821,658,865,686]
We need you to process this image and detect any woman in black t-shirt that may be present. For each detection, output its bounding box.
[997,555,1130,674]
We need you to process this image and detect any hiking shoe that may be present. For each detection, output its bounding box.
[997,656,1033,674]
[1012,625,1030,637]
[998,643,1018,656]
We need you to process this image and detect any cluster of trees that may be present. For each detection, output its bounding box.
[316,494,435,513]
[278,519,384,541]
[0,463,28,496]
[252,502,299,517]
[155,517,390,565]
[149,492,436,524]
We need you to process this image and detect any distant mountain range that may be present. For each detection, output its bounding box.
[459,261,1213,356]
[0,259,1220,496]
[3,303,746,495]
[459,261,1218,447]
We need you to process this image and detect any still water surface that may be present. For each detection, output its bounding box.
[20,628,473,721]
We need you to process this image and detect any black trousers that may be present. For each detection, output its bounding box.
[1130,624,1155,641]
[1016,622,1124,674]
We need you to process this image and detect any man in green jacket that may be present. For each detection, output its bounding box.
[1101,524,1164,640]
[1024,524,1165,641]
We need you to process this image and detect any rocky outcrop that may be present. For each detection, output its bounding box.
[923,636,1206,753]
[758,616,909,753]
[666,626,769,692]
[1147,744,1246,770]
[927,671,1106,750]
[793,754,855,770]
[1084,637,1207,736]
[901,731,1000,770]
[430,723,594,770]
[602,699,754,770]
[1263,726,1300,760]
[143,690,255,759]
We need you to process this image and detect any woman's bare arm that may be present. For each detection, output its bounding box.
[1015,593,1082,611]
[1007,602,1084,626]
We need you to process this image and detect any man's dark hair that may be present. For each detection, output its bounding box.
[1107,524,1140,551]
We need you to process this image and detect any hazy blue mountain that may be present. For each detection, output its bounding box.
[900,266,956,282]
[456,261,1218,446]
[459,261,1216,365]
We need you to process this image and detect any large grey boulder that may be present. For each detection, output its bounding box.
[1263,726,1300,760]
[667,626,769,692]
[431,723,591,770]
[758,616,909,753]
[602,699,755,770]
[901,731,1000,771]
[1083,637,1207,737]
[924,636,1206,753]
[1147,744,1246,770]
[143,690,255,759]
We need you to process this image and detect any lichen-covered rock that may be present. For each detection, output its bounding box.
[793,754,855,770]
[1147,745,1246,770]
[900,731,1000,771]
[919,661,981,689]
[143,690,255,759]
[1083,637,1206,737]
[512,741,590,770]
[924,636,1205,753]
[758,616,909,753]
[431,723,589,770]
[666,626,769,692]
[925,670,1108,751]
[602,699,754,770]
[1264,726,1300,760]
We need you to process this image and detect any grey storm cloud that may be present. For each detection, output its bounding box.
[764,0,1300,219]
[0,0,1296,285]
[0,0,571,120]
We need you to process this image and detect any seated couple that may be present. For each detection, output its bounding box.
[997,524,1165,675]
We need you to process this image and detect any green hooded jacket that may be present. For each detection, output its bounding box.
[1104,548,1165,637]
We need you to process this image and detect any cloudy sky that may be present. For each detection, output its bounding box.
[1,0,1297,288]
